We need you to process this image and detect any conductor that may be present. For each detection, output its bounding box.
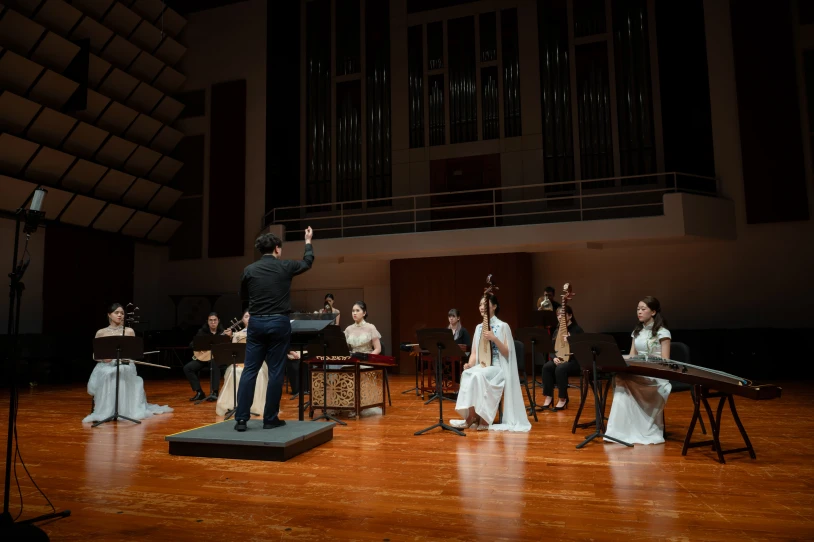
[234,226,315,431]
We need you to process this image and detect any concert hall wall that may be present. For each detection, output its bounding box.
[390,252,532,374]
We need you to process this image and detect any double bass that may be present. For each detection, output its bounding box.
[477,275,498,367]
[553,283,575,364]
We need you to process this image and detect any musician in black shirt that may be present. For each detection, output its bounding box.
[540,305,583,410]
[183,313,231,401]
[234,227,314,431]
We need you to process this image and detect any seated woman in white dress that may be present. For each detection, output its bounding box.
[605,296,672,445]
[343,301,382,417]
[83,303,173,424]
[216,311,270,417]
[451,295,531,432]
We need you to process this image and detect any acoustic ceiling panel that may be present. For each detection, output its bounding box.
[62,122,109,158]
[61,159,107,192]
[154,37,186,67]
[149,125,184,155]
[120,209,159,237]
[153,66,185,95]
[128,0,162,23]
[96,100,139,135]
[31,31,80,73]
[124,145,161,176]
[128,1,186,39]
[59,194,106,227]
[94,167,135,199]
[104,35,140,69]
[157,7,185,38]
[98,68,140,104]
[126,82,162,115]
[129,17,162,52]
[0,134,39,176]
[87,54,112,88]
[0,8,43,55]
[147,185,182,214]
[35,0,83,36]
[39,186,73,218]
[25,146,75,184]
[130,51,163,83]
[0,90,40,133]
[0,175,37,211]
[151,95,184,125]
[148,155,182,184]
[121,177,159,207]
[71,0,115,19]
[76,89,110,125]
[27,107,77,148]
[103,2,140,37]
[28,69,79,110]
[96,136,137,169]
[2,0,40,17]
[93,202,135,232]
[0,51,43,96]
[125,113,161,146]
[146,216,181,242]
[70,13,113,52]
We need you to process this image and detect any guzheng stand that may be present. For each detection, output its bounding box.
[414,330,465,437]
[568,334,632,449]
[91,335,145,427]
[516,327,553,419]
[191,334,231,404]
[212,343,246,421]
[301,324,348,426]
[289,317,335,421]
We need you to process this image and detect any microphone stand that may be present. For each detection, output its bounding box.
[2,193,71,537]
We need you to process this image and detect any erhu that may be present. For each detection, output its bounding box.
[477,274,499,367]
[553,283,575,364]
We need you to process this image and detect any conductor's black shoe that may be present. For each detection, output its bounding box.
[205,393,218,402]
[263,419,286,429]
[190,390,206,401]
[234,420,248,432]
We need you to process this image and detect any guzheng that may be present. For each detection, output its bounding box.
[607,355,781,463]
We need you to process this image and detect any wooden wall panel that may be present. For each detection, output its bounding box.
[391,252,532,373]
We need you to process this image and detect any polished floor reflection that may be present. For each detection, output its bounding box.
[4,375,813,540]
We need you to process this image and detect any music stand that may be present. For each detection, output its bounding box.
[290,318,335,420]
[516,327,553,418]
[399,343,421,396]
[303,324,349,426]
[420,328,458,405]
[212,343,246,420]
[91,336,145,427]
[414,330,466,437]
[530,310,558,331]
[192,335,231,403]
[288,313,334,400]
[568,334,632,449]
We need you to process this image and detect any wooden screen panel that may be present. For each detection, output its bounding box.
[730,0,808,223]
[390,253,532,374]
[208,79,246,258]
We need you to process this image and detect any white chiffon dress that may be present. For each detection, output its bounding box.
[605,323,672,445]
[216,329,269,416]
[343,321,383,417]
[451,316,531,432]
[82,325,173,424]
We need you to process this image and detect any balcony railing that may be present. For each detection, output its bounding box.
[266,172,717,241]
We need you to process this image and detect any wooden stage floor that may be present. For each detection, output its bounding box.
[2,375,813,541]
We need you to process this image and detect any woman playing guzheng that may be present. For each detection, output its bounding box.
[605,296,672,445]
[341,301,383,417]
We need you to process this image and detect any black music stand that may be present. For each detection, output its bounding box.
[414,330,466,437]
[291,318,335,420]
[516,327,553,418]
[191,335,231,403]
[91,336,145,427]
[568,334,632,449]
[289,313,335,400]
[399,343,421,396]
[303,325,349,426]
[420,328,458,405]
[531,310,558,331]
[212,343,246,420]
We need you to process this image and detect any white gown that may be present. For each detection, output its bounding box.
[82,326,173,423]
[451,316,531,432]
[605,323,672,445]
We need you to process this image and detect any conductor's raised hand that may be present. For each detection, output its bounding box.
[304,226,314,243]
